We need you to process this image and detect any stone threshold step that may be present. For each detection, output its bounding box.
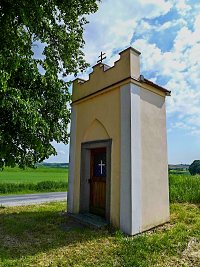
[67,212,108,229]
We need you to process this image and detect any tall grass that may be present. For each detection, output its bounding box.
[0,181,67,194]
[169,173,200,203]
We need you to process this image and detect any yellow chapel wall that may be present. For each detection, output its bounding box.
[72,87,121,227]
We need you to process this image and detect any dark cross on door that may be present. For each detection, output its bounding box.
[97,51,106,63]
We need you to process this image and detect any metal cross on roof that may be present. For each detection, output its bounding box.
[97,51,106,63]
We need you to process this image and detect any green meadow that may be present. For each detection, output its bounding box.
[0,167,68,194]
[0,166,68,183]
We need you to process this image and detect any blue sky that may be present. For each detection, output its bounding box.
[45,0,200,164]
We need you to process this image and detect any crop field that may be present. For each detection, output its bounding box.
[169,172,200,204]
[0,167,68,194]
[0,167,200,201]
[0,166,68,184]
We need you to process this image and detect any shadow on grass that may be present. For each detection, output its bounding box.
[0,204,110,261]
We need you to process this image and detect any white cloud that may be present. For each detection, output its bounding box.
[138,0,172,17]
[129,9,200,138]
[33,0,200,163]
[171,121,200,137]
[83,0,172,65]
[46,141,69,163]
[169,0,192,15]
[78,0,200,140]
[156,18,186,31]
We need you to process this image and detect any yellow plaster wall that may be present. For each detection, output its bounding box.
[140,89,170,231]
[83,119,110,141]
[72,88,121,227]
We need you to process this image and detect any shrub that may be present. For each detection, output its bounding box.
[0,181,67,194]
[189,160,200,175]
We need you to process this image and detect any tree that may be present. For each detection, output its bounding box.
[189,160,200,175]
[0,0,99,168]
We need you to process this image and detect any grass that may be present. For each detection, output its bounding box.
[169,173,200,203]
[169,170,190,175]
[117,203,200,266]
[0,181,68,194]
[0,167,68,195]
[0,202,199,267]
[0,166,68,184]
[0,169,199,265]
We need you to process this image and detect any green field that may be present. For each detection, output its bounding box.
[0,166,68,184]
[0,167,200,202]
[0,167,68,194]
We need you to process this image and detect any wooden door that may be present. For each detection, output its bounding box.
[90,147,106,217]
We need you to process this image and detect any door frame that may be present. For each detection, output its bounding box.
[80,139,112,222]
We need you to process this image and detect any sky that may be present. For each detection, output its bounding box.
[45,0,200,165]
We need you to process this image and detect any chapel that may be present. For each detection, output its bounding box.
[68,47,170,235]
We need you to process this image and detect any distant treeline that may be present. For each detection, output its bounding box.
[168,164,189,170]
[37,163,189,170]
[36,162,69,168]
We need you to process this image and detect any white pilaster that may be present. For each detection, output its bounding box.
[130,83,142,235]
[67,106,77,213]
[120,83,142,235]
[120,83,132,234]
